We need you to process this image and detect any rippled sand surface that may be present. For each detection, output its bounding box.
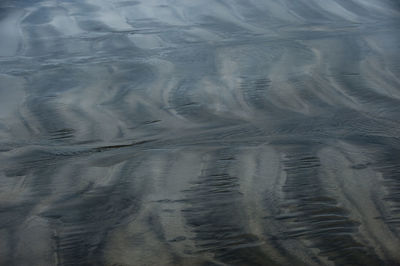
[1,0,400,265]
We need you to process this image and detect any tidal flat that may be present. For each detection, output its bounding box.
[0,0,400,265]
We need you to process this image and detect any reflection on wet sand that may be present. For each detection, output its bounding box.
[0,0,400,265]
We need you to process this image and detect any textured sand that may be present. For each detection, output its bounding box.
[0,0,400,265]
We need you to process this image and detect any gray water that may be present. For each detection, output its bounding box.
[1,0,400,265]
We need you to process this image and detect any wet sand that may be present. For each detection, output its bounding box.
[1,0,400,265]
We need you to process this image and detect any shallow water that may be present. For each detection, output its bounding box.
[1,0,400,265]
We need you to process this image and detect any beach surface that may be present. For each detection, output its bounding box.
[0,0,400,265]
